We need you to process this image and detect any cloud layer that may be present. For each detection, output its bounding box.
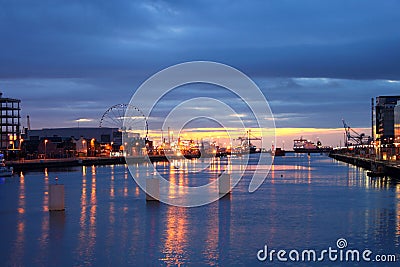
[1,0,399,146]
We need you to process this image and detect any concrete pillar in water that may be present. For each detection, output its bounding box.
[49,183,65,211]
[146,178,160,201]
[219,173,231,195]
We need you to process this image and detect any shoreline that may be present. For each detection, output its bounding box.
[329,153,400,178]
[5,154,222,172]
[6,157,127,171]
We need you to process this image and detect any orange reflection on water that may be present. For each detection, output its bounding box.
[135,186,140,197]
[18,174,25,214]
[90,167,97,226]
[76,166,97,263]
[169,162,177,198]
[43,172,49,212]
[161,207,189,266]
[270,164,275,183]
[396,184,400,237]
[124,168,128,179]
[203,212,219,265]
[38,171,50,258]
[17,221,24,234]
[10,173,26,266]
[110,165,115,199]
[178,168,185,195]
[80,175,87,227]
[110,188,115,199]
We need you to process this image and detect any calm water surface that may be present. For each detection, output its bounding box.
[1,153,399,266]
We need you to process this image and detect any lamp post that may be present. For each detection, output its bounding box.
[19,138,24,161]
[44,139,48,160]
[82,140,86,157]
[91,138,95,157]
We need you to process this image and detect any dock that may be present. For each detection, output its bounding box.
[6,157,127,171]
[5,154,218,172]
[329,153,400,178]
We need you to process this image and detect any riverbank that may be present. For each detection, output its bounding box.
[5,157,127,171]
[329,153,400,178]
[5,154,216,172]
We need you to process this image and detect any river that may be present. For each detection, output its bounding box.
[1,153,399,266]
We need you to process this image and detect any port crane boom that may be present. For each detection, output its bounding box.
[342,119,370,146]
[235,130,261,146]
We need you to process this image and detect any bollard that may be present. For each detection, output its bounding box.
[146,178,160,201]
[49,177,65,211]
[218,173,231,195]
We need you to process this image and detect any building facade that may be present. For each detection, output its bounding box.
[376,96,400,143]
[0,92,21,153]
[28,127,122,145]
[395,100,400,143]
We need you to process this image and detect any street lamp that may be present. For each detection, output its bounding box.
[44,139,48,159]
[82,140,86,156]
[19,138,24,160]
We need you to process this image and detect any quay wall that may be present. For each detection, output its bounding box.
[329,153,400,178]
[6,155,209,172]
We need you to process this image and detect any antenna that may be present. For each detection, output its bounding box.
[168,127,171,144]
[27,115,31,130]
[371,98,374,142]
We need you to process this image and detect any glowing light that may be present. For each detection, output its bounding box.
[75,118,93,122]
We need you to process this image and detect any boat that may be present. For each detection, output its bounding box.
[0,164,13,177]
[293,137,333,153]
[0,155,13,177]
[274,147,286,156]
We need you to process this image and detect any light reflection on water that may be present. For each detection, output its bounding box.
[1,153,400,266]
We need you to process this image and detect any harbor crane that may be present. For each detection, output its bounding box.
[27,115,31,130]
[342,119,371,146]
[235,130,261,147]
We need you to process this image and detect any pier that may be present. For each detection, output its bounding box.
[6,157,127,171]
[329,153,400,178]
[5,154,220,171]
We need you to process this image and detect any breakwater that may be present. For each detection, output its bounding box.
[329,153,400,178]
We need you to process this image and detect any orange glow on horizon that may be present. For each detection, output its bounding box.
[146,127,370,147]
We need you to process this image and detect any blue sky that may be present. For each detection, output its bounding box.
[1,0,399,146]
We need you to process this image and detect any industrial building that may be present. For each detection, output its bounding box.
[375,96,400,143]
[0,92,21,154]
[24,127,148,158]
[28,127,122,145]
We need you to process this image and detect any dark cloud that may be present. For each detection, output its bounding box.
[0,0,399,134]
[1,0,399,79]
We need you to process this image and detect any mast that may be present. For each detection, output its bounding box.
[371,97,374,142]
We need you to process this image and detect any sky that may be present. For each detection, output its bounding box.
[1,0,400,147]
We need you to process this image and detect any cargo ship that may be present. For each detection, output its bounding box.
[293,137,333,153]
